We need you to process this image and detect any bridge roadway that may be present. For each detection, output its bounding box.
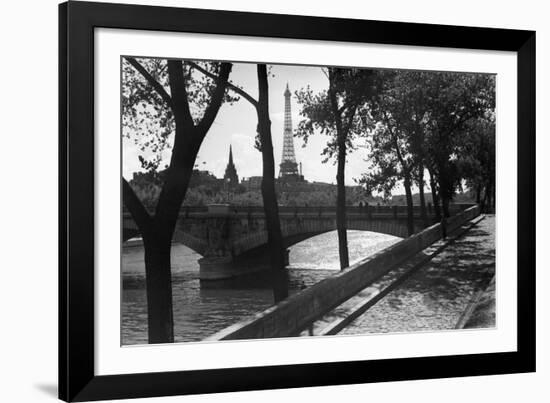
[123,203,472,280]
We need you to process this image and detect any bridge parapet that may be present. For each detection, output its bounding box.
[122,203,473,218]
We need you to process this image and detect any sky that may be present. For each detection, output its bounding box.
[122,61,372,186]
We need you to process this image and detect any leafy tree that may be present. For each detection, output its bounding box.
[122,57,233,343]
[296,68,379,269]
[360,70,494,226]
[456,114,496,211]
[361,70,439,234]
[427,165,442,221]
[400,72,433,227]
[364,70,426,235]
[423,72,495,217]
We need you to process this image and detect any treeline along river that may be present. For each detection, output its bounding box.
[122,230,400,345]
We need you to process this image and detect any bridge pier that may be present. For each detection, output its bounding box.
[199,248,290,280]
[198,256,235,280]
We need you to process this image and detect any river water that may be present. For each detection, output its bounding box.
[122,230,400,345]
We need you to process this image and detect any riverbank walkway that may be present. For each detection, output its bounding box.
[302,215,495,336]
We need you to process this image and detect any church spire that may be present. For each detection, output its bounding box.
[223,144,239,187]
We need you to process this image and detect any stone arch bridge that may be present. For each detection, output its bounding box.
[123,204,471,279]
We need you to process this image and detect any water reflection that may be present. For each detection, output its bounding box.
[122,230,400,345]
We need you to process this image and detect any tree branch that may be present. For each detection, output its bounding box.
[122,177,152,232]
[338,104,346,116]
[125,57,174,111]
[197,63,233,133]
[188,61,258,108]
[382,109,409,174]
[342,103,359,136]
[167,60,194,129]
[328,79,343,136]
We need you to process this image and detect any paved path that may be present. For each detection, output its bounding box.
[339,215,495,335]
[457,275,496,329]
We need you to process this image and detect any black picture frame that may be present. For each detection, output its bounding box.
[59,1,536,401]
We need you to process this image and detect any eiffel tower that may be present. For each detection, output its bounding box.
[279,83,301,180]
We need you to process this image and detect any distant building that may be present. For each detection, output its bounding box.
[223,145,239,187]
[279,83,304,183]
[242,176,263,191]
[310,181,333,189]
[188,169,220,189]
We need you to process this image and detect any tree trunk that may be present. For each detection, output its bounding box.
[257,64,286,271]
[436,159,452,218]
[428,167,442,221]
[127,118,201,344]
[327,70,349,271]
[125,58,232,344]
[417,165,429,227]
[442,196,451,218]
[336,134,349,269]
[476,184,482,204]
[140,150,196,344]
[143,233,174,343]
[271,268,289,303]
[123,178,178,345]
[403,173,414,236]
[484,181,494,213]
[390,125,414,236]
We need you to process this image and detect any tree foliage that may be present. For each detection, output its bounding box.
[295,68,378,162]
[358,70,495,218]
[122,58,238,173]
[423,72,495,214]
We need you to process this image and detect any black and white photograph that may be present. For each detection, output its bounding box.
[121,57,496,345]
[1,0,543,402]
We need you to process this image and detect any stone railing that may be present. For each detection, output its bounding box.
[122,203,474,217]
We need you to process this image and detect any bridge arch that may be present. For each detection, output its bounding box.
[172,230,209,256]
[229,216,415,258]
[122,217,209,256]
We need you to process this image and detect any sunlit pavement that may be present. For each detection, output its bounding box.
[340,215,496,335]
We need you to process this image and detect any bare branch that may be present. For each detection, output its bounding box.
[188,61,258,108]
[197,63,233,133]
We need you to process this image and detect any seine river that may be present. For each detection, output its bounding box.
[122,230,400,345]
